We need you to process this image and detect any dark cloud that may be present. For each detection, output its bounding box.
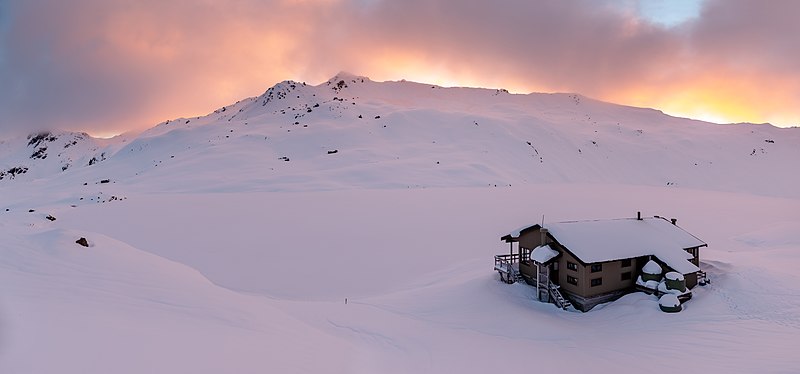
[0,0,797,137]
[0,0,316,136]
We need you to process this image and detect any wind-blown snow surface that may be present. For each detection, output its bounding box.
[1,74,799,372]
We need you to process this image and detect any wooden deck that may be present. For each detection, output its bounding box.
[494,253,572,310]
[494,254,522,283]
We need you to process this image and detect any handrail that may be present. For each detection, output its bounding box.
[494,254,521,271]
[546,278,570,310]
[494,255,518,283]
[494,253,521,263]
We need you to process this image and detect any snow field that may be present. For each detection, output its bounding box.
[0,183,795,372]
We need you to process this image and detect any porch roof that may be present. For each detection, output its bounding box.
[530,244,560,264]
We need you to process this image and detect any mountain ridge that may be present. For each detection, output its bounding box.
[1,74,797,197]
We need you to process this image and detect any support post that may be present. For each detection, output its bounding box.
[535,263,540,300]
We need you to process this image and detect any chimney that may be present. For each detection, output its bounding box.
[540,227,549,245]
[637,211,642,220]
[671,218,677,225]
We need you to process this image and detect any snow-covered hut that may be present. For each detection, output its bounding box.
[496,213,707,312]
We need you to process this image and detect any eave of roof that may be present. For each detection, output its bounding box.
[501,224,540,242]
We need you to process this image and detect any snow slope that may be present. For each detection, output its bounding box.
[0,131,111,181]
[1,73,799,373]
[2,72,799,197]
[0,223,357,373]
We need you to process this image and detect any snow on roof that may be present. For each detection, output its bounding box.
[530,244,559,264]
[506,224,535,239]
[545,217,704,274]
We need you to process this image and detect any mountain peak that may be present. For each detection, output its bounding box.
[326,71,370,85]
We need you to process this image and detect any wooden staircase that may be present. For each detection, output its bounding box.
[546,279,572,310]
[494,253,571,310]
[509,267,523,283]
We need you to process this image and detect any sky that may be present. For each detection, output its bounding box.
[0,0,798,137]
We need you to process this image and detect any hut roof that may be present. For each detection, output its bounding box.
[506,216,705,274]
[547,217,703,274]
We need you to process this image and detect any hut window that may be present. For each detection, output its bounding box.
[591,277,602,287]
[621,259,632,267]
[591,263,602,273]
[567,275,578,285]
[621,272,632,281]
[567,262,578,271]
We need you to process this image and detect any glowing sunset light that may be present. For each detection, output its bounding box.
[1,0,798,136]
[615,74,800,126]
[89,131,124,139]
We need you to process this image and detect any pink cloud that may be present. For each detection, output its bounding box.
[0,0,797,136]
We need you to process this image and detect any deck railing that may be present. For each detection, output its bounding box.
[494,253,521,266]
[494,254,522,283]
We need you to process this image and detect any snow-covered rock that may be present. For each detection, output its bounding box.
[664,271,687,292]
[636,275,661,290]
[641,260,664,282]
[643,260,663,275]
[665,271,684,281]
[658,281,691,296]
[659,294,682,313]
[659,294,681,307]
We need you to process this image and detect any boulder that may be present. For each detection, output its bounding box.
[664,271,687,292]
[641,260,663,282]
[659,294,682,313]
